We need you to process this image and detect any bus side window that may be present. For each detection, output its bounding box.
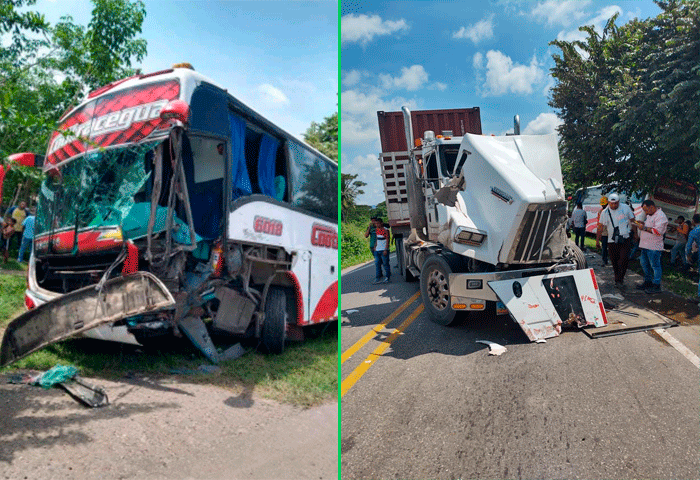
[245,129,262,194]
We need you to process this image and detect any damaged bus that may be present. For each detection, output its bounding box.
[1,65,338,365]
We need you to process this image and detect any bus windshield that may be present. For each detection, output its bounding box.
[37,142,157,240]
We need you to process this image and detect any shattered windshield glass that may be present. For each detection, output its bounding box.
[37,142,158,245]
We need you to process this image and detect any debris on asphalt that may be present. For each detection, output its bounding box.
[476,340,507,356]
[535,339,547,344]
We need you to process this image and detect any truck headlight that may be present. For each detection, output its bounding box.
[455,227,487,246]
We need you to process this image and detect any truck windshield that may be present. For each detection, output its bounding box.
[37,142,157,241]
[438,145,461,177]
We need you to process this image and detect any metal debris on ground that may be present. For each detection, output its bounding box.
[476,340,507,356]
[7,365,108,408]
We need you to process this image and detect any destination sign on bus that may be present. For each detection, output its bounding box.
[46,80,180,166]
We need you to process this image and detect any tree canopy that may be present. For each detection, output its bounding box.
[549,0,699,195]
[303,112,338,162]
[0,0,148,206]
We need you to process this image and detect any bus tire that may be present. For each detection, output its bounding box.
[262,287,287,354]
[420,255,458,326]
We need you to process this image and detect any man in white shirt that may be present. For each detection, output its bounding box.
[596,193,635,289]
[632,200,668,294]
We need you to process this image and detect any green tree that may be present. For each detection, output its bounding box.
[0,0,148,205]
[303,112,338,162]
[341,173,366,221]
[549,0,699,195]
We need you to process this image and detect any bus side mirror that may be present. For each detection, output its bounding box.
[160,100,190,124]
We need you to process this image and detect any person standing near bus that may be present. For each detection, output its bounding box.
[632,200,668,294]
[596,193,635,289]
[595,196,609,265]
[372,218,390,284]
[570,202,587,251]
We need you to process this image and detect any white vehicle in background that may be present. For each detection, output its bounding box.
[646,179,699,246]
[573,184,644,234]
[1,64,338,366]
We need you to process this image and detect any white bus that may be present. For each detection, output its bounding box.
[1,65,337,366]
[573,184,644,234]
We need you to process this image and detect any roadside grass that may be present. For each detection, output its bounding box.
[0,271,337,407]
[0,274,27,324]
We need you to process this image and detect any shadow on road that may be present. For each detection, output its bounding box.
[342,259,536,362]
[0,378,179,464]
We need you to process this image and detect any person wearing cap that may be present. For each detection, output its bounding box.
[595,196,609,266]
[632,199,668,294]
[596,193,635,289]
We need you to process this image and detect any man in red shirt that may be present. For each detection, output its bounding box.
[372,217,391,284]
[633,200,668,293]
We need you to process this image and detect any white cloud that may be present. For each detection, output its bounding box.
[556,5,623,44]
[256,84,289,105]
[343,70,364,87]
[343,154,385,206]
[476,50,545,96]
[428,82,447,91]
[473,52,484,69]
[341,14,409,46]
[379,65,429,91]
[523,112,563,136]
[340,89,419,147]
[531,0,591,27]
[452,14,495,44]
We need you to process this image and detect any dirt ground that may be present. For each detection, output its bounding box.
[587,250,699,327]
[0,375,338,480]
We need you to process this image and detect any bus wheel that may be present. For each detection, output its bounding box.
[420,255,457,326]
[262,287,287,354]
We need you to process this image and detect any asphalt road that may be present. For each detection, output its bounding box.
[341,253,699,480]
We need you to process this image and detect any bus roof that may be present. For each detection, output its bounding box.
[50,67,335,168]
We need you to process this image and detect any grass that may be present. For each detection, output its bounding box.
[0,271,337,407]
[0,274,27,324]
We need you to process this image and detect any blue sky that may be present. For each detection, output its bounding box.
[341,0,663,206]
[25,0,338,140]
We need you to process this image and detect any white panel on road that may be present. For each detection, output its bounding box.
[489,268,607,341]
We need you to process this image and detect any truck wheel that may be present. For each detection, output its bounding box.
[565,242,588,269]
[262,287,287,354]
[420,255,457,326]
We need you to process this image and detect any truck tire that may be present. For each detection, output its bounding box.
[565,242,588,269]
[262,287,287,354]
[420,255,458,326]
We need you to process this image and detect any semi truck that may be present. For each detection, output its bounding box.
[378,107,605,341]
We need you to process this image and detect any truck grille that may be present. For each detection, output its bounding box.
[509,202,568,264]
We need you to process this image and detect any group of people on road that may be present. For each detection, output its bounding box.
[591,194,700,302]
[1,201,35,264]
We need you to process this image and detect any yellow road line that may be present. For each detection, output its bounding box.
[341,303,424,397]
[341,291,421,364]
